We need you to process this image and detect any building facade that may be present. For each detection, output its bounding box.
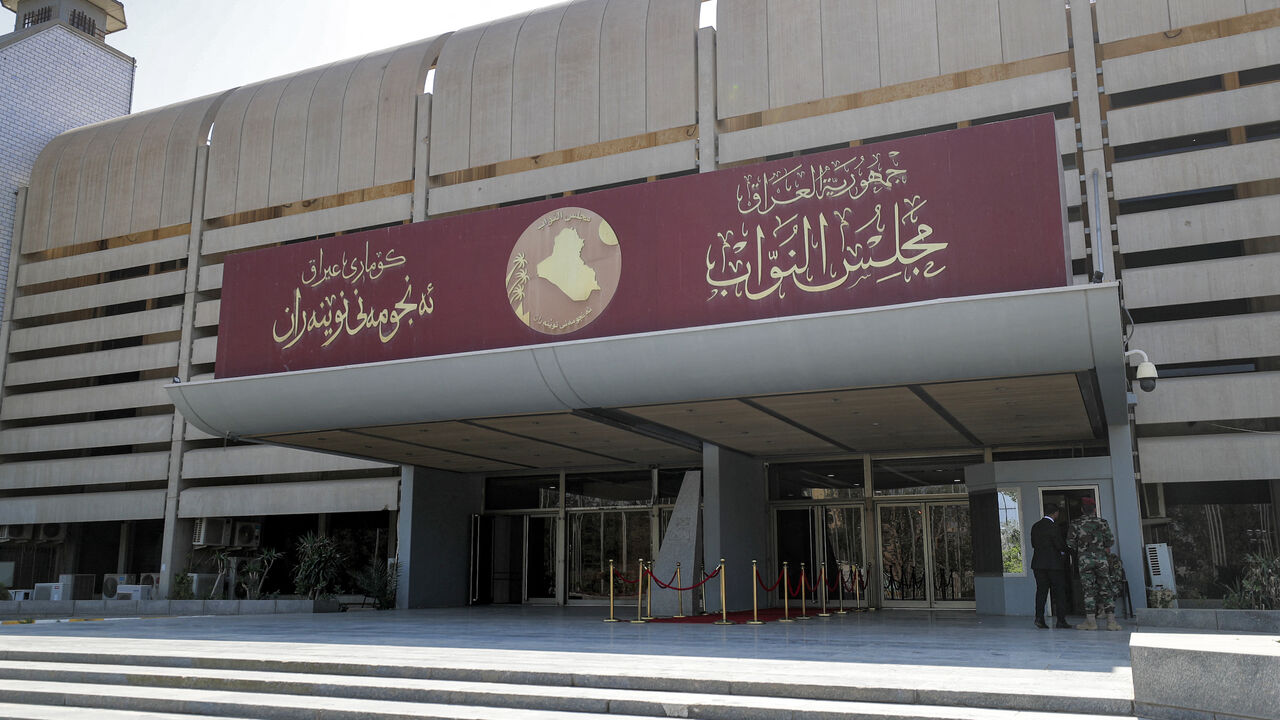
[0,0,1276,613]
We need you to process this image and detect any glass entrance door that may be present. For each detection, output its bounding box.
[474,514,559,604]
[878,501,974,607]
[773,505,865,606]
[567,509,650,602]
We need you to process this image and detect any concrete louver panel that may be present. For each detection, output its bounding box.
[0,454,170,492]
[1168,0,1248,29]
[430,0,697,175]
[1111,139,1280,200]
[0,490,166,525]
[0,416,173,454]
[203,36,444,219]
[4,343,179,387]
[1134,371,1280,425]
[1117,196,1280,255]
[12,270,184,320]
[1095,0,1171,44]
[1101,26,1280,94]
[178,477,399,518]
[16,234,188,287]
[19,93,225,254]
[1130,312,1280,366]
[1107,83,1280,148]
[717,0,1066,119]
[0,379,171,421]
[179,445,393,480]
[1123,253,1280,308]
[1138,433,1280,484]
[8,306,182,354]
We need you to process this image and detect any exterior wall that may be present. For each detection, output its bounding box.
[1,0,1275,605]
[0,21,132,311]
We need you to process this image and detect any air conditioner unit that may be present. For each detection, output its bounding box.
[36,523,66,543]
[8,589,32,601]
[0,524,32,542]
[232,521,262,548]
[57,574,95,600]
[33,582,65,601]
[113,584,151,601]
[137,572,162,588]
[102,574,137,599]
[189,573,220,599]
[1146,543,1177,594]
[192,517,232,546]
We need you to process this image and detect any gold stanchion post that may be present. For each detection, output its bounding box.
[713,558,734,625]
[778,562,794,622]
[643,560,655,620]
[630,558,646,623]
[836,562,848,615]
[818,563,831,617]
[798,562,811,619]
[604,559,620,622]
[748,559,764,625]
[674,562,686,618]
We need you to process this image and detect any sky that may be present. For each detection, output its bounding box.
[4,0,716,113]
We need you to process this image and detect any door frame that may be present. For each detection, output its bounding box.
[770,503,867,608]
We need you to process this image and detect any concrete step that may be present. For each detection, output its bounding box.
[0,703,258,720]
[0,646,1136,717]
[0,676,1131,720]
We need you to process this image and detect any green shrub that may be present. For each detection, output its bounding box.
[292,533,346,600]
[1221,552,1280,610]
[352,559,400,610]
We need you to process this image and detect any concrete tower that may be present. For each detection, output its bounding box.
[0,0,134,314]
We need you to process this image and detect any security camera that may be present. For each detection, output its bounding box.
[1135,361,1157,392]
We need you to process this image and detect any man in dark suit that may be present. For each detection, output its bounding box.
[1031,502,1070,628]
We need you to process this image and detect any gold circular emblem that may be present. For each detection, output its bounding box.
[505,207,622,335]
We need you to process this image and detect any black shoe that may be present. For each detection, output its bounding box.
[1034,619,1048,629]
[1055,619,1070,628]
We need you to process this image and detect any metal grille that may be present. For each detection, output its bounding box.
[22,6,51,28]
[69,9,96,37]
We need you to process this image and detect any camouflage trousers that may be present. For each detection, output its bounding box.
[1078,553,1115,615]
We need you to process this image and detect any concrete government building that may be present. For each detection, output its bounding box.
[0,0,1276,616]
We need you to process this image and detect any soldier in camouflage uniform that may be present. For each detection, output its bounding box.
[1066,497,1121,630]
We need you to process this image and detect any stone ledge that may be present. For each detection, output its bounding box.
[1138,608,1280,633]
[0,598,343,620]
[1132,632,1280,720]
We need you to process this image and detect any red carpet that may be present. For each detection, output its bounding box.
[638,606,867,623]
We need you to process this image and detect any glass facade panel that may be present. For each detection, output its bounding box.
[567,509,650,600]
[873,456,977,496]
[930,503,975,601]
[880,505,927,601]
[770,459,865,500]
[485,476,559,510]
[999,489,1024,575]
[565,470,651,508]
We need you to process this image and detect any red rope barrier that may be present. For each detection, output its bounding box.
[646,565,720,592]
[755,566,783,592]
[802,568,817,593]
[612,568,640,584]
[788,570,805,597]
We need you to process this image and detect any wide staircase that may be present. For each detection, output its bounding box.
[0,638,1136,720]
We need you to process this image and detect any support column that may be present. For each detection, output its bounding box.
[117,521,132,573]
[1109,421,1147,610]
[397,465,482,608]
[702,443,767,612]
[696,26,718,174]
[159,144,210,599]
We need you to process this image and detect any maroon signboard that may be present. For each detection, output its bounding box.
[217,115,1067,378]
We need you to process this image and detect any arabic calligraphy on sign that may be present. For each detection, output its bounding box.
[506,207,622,336]
[707,150,947,301]
[270,241,435,350]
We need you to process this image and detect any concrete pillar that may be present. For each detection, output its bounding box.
[1109,422,1147,610]
[159,144,209,599]
[702,443,768,612]
[397,465,483,608]
[117,521,131,573]
[697,26,717,173]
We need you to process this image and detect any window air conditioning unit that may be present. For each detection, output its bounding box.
[232,521,262,548]
[36,523,66,543]
[137,572,162,588]
[33,582,65,601]
[113,584,151,601]
[1146,543,1177,593]
[192,517,232,546]
[8,589,32,601]
[0,524,32,542]
[57,574,95,600]
[102,574,137,599]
